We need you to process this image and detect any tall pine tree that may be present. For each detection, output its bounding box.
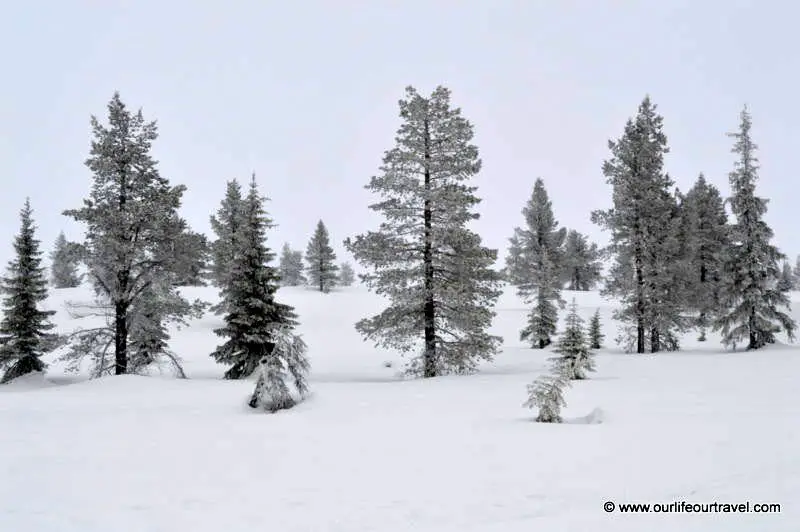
[64,93,190,375]
[50,231,82,288]
[210,175,299,379]
[345,86,502,377]
[506,178,566,348]
[680,174,729,341]
[714,107,795,349]
[0,199,57,383]
[591,96,685,353]
[305,220,339,292]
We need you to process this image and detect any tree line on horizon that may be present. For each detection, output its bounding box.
[0,87,795,418]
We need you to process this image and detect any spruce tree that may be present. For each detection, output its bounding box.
[338,261,356,286]
[278,243,306,286]
[210,175,299,379]
[63,92,189,375]
[714,107,796,349]
[523,371,571,423]
[50,231,82,288]
[248,325,310,412]
[209,180,245,289]
[560,230,602,291]
[305,220,339,292]
[0,199,57,383]
[345,86,502,377]
[680,174,729,341]
[793,255,800,289]
[551,299,595,380]
[778,262,794,293]
[591,96,686,353]
[506,178,566,348]
[172,231,209,287]
[588,309,604,349]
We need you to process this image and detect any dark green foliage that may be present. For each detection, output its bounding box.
[210,175,298,380]
[588,309,604,349]
[0,200,58,383]
[305,220,339,292]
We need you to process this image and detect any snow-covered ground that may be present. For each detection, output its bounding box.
[1,284,797,531]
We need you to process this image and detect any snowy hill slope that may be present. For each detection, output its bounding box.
[0,284,798,531]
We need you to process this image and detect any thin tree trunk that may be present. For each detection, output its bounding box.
[422,118,436,378]
[114,300,129,374]
[635,259,646,354]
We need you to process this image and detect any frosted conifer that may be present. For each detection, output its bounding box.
[0,200,58,383]
[523,372,571,423]
[305,220,339,292]
[63,93,190,375]
[777,262,794,293]
[338,262,356,286]
[591,96,686,353]
[680,174,729,341]
[345,86,502,377]
[278,243,306,286]
[551,299,595,380]
[50,231,82,288]
[714,107,796,349]
[209,180,245,290]
[248,325,310,412]
[560,230,602,291]
[588,309,604,349]
[210,175,298,379]
[507,178,566,348]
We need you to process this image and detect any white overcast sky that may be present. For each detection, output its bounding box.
[1,0,798,269]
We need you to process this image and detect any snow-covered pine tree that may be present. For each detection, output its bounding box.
[506,178,566,348]
[338,261,356,286]
[793,255,800,290]
[210,175,299,379]
[551,299,595,380]
[0,199,58,383]
[305,220,339,292]
[523,371,571,423]
[714,107,796,349]
[209,179,245,290]
[248,325,310,412]
[777,262,794,293]
[50,231,82,288]
[680,174,729,341]
[345,86,503,377]
[588,309,604,349]
[63,93,191,375]
[591,96,686,353]
[172,231,209,287]
[560,230,602,291]
[278,243,306,286]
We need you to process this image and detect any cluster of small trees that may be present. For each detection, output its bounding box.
[277,222,356,291]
